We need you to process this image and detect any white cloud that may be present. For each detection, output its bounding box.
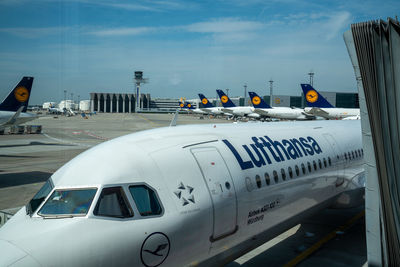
[185,18,263,33]
[0,27,67,38]
[88,27,156,36]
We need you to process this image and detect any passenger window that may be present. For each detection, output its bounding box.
[281,168,286,181]
[345,153,348,160]
[273,170,278,183]
[265,173,270,186]
[301,163,306,174]
[318,159,322,169]
[352,151,355,159]
[348,152,351,160]
[313,160,317,171]
[328,157,332,166]
[288,167,293,179]
[361,148,364,155]
[129,185,162,216]
[307,162,312,172]
[295,165,300,176]
[323,158,327,168]
[94,187,133,218]
[255,175,262,188]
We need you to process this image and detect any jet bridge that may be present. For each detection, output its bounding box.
[344,18,400,266]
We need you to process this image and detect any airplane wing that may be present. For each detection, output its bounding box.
[305,107,329,118]
[253,109,270,116]
[221,108,234,114]
[3,106,24,127]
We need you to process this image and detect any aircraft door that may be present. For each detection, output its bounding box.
[191,147,238,241]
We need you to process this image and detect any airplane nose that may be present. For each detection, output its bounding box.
[0,240,40,266]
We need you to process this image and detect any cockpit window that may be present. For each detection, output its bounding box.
[94,187,133,218]
[26,179,54,216]
[129,185,162,216]
[39,188,97,217]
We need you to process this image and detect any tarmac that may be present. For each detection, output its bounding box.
[0,112,367,266]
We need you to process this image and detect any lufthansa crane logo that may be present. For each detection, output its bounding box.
[141,232,170,267]
[179,103,184,108]
[221,95,228,103]
[252,96,261,105]
[202,98,208,105]
[306,90,318,103]
[187,103,192,108]
[14,87,29,102]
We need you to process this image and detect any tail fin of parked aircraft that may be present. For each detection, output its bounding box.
[216,89,236,108]
[248,92,272,109]
[0,77,34,112]
[198,94,215,108]
[301,84,334,108]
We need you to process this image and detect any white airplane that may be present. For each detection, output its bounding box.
[248,91,314,120]
[0,119,364,266]
[301,84,360,119]
[0,77,37,131]
[179,100,207,115]
[216,89,259,118]
[197,93,227,116]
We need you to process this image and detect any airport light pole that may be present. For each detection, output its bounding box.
[226,88,229,97]
[243,84,247,106]
[63,90,67,110]
[308,71,314,86]
[269,80,273,107]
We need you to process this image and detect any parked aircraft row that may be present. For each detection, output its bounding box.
[182,84,360,120]
[0,77,37,131]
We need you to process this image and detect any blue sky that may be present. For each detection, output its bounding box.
[0,0,398,104]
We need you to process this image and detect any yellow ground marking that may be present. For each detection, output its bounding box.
[283,210,365,267]
[137,114,162,126]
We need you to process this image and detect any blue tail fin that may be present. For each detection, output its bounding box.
[0,77,34,112]
[248,92,271,109]
[179,101,195,110]
[198,94,215,108]
[301,84,334,108]
[185,102,194,110]
[216,90,235,108]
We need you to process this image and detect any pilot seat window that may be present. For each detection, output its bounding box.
[26,178,54,216]
[39,188,97,216]
[94,187,133,218]
[129,185,162,216]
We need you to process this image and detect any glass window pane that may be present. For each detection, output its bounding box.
[273,170,278,183]
[265,173,270,186]
[94,187,133,218]
[281,168,286,181]
[129,185,162,216]
[39,188,96,216]
[255,175,262,188]
[26,179,54,215]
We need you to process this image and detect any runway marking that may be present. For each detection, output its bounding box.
[137,114,162,126]
[42,133,92,148]
[283,210,365,267]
